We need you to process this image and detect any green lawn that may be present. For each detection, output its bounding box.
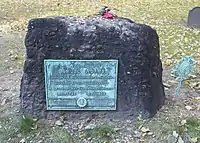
[0,0,199,68]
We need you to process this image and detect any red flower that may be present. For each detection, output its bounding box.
[102,12,116,19]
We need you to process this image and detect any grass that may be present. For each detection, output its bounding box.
[0,116,21,143]
[0,0,200,68]
[0,0,200,73]
[175,117,200,141]
[0,32,25,75]
[54,128,75,143]
[0,116,74,143]
[86,124,115,143]
[20,116,36,135]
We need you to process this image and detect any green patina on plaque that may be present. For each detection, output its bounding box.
[44,60,118,110]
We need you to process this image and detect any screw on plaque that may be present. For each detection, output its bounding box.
[77,97,87,108]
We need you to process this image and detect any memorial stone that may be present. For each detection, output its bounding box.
[20,16,165,120]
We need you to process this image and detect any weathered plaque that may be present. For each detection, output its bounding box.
[44,60,118,110]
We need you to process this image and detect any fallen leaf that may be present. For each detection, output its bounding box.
[20,138,25,143]
[185,105,193,111]
[37,140,43,143]
[168,80,178,84]
[163,82,171,88]
[191,137,198,143]
[84,124,96,130]
[60,116,65,122]
[137,114,143,121]
[147,132,153,136]
[177,136,184,143]
[139,139,145,142]
[195,96,200,99]
[114,128,121,132]
[138,125,143,130]
[79,134,85,139]
[142,133,147,137]
[55,120,63,126]
[165,59,173,66]
[188,74,197,79]
[180,120,187,125]
[140,127,150,133]
[172,131,179,138]
[191,82,200,90]
[10,70,14,74]
[195,97,200,101]
[31,124,37,130]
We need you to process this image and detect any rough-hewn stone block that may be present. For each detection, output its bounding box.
[20,16,165,120]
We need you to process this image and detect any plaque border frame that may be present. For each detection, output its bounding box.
[44,59,118,111]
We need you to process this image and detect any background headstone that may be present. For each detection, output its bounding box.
[20,16,165,120]
[187,7,200,28]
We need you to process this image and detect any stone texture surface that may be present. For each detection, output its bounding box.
[20,16,165,120]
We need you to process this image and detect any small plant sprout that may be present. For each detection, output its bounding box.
[20,116,37,135]
[171,56,195,96]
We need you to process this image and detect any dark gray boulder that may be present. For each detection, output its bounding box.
[20,16,165,120]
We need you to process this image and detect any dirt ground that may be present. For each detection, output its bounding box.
[0,31,199,143]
